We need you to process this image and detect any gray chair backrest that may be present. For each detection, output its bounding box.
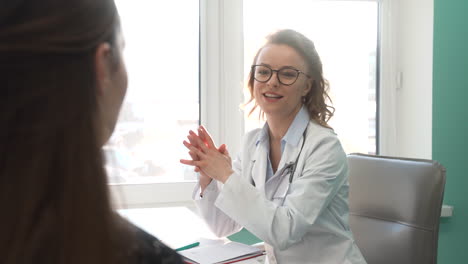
[347,153,446,264]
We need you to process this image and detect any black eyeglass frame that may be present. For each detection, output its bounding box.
[251,64,311,86]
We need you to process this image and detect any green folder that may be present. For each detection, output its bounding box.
[227,228,262,245]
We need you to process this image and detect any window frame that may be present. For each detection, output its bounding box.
[111,0,245,208]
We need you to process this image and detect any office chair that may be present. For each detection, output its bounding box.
[347,153,446,264]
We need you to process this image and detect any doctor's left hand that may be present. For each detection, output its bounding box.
[180,127,234,183]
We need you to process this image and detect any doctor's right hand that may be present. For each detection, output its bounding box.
[183,127,229,194]
[187,144,212,192]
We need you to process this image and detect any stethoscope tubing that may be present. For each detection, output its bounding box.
[288,125,308,183]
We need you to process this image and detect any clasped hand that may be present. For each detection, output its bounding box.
[180,126,233,186]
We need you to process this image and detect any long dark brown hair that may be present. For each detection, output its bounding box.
[246,29,335,128]
[0,0,135,263]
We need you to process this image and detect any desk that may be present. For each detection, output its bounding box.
[118,207,265,264]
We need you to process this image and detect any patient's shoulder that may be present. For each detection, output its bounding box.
[131,226,185,264]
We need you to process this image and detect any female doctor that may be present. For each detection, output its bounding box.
[180,29,366,264]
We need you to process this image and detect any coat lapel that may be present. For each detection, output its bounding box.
[249,141,268,192]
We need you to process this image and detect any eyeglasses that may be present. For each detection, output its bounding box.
[251,64,310,86]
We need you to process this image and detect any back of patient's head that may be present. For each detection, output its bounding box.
[0,0,132,263]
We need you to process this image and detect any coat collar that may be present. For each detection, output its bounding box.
[250,106,310,188]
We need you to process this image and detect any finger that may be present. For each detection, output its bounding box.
[188,152,202,172]
[189,130,198,138]
[199,126,216,149]
[188,150,199,161]
[191,132,209,153]
[188,135,207,152]
[180,159,203,167]
[183,140,194,150]
[184,140,198,154]
[218,144,226,154]
[223,146,230,156]
[185,142,207,158]
[187,132,200,147]
[197,128,210,149]
[199,126,216,148]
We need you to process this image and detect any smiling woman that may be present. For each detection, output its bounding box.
[180,29,368,264]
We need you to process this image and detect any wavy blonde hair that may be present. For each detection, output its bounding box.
[245,29,335,128]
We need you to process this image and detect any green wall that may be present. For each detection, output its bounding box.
[433,1,468,263]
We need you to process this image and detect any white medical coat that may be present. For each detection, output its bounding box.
[193,109,367,264]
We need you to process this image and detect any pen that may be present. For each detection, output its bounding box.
[175,242,200,252]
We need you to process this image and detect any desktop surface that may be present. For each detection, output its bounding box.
[118,207,265,264]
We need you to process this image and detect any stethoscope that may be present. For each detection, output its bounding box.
[248,124,308,201]
[283,124,308,184]
[275,125,308,205]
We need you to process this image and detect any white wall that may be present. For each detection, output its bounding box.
[396,0,433,159]
[380,0,433,159]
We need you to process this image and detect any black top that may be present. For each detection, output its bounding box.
[132,226,185,264]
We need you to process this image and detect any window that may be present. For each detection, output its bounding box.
[109,0,200,185]
[243,0,379,154]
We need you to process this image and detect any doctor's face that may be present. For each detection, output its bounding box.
[253,44,311,120]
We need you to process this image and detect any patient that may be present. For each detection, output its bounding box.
[0,0,183,263]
